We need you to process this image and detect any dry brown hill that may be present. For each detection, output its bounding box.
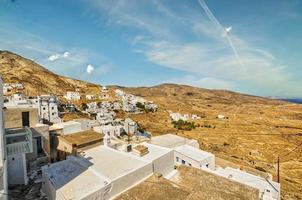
[0,50,101,96]
[0,51,301,199]
[121,84,302,199]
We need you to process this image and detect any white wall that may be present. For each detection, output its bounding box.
[7,153,28,185]
[41,168,57,200]
[174,151,215,170]
[62,122,82,135]
[106,162,153,200]
[152,150,174,177]
[0,78,8,200]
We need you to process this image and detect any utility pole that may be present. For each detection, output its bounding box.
[277,156,280,183]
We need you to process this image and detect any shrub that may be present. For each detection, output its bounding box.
[172,119,197,131]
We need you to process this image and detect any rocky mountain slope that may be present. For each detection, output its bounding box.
[0,51,101,96]
[0,51,301,199]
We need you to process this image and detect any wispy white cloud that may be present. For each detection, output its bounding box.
[85,0,301,97]
[86,64,94,74]
[48,51,70,61]
[0,21,112,83]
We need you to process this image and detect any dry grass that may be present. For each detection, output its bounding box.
[123,84,302,200]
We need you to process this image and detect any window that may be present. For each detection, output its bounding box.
[181,160,185,165]
[189,163,192,166]
[176,157,179,162]
[52,107,54,110]
[52,113,55,116]
[206,164,209,168]
[43,107,46,110]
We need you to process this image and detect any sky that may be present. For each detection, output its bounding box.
[0,0,302,98]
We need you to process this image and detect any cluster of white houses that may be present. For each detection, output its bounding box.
[2,83,24,94]
[115,89,158,113]
[0,80,280,200]
[169,111,201,121]
[64,86,110,101]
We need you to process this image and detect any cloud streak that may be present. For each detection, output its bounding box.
[86,0,300,97]
[197,0,243,67]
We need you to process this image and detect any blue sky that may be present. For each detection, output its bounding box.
[0,0,302,98]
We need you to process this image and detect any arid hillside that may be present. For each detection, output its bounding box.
[0,51,301,199]
[0,51,101,96]
[120,84,302,199]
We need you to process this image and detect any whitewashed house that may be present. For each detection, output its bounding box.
[102,86,108,93]
[192,115,201,120]
[218,114,226,119]
[212,167,280,200]
[115,89,125,97]
[124,118,138,135]
[151,134,200,149]
[113,101,122,110]
[38,95,61,123]
[50,121,82,135]
[174,144,215,170]
[96,124,124,138]
[64,91,81,101]
[86,94,97,100]
[96,110,115,125]
[42,146,153,200]
[99,93,109,99]
[5,127,33,185]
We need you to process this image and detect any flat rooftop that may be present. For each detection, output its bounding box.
[115,165,259,200]
[174,144,214,161]
[150,134,191,148]
[137,142,173,161]
[59,130,103,146]
[42,156,109,200]
[82,145,151,180]
[215,167,280,199]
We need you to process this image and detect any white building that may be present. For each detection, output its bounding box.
[134,142,174,177]
[3,83,24,94]
[218,114,226,119]
[169,112,189,121]
[64,91,81,101]
[73,118,92,131]
[151,134,199,149]
[0,79,8,200]
[102,86,108,93]
[38,95,61,123]
[42,146,153,200]
[213,167,280,200]
[191,114,201,120]
[50,121,82,135]
[174,144,215,170]
[86,94,97,100]
[5,127,33,185]
[124,118,138,135]
[95,124,124,138]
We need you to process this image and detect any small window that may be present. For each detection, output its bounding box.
[176,157,179,162]
[43,107,46,110]
[206,164,209,168]
[181,160,185,165]
[189,163,192,166]
[52,107,54,110]
[52,113,55,116]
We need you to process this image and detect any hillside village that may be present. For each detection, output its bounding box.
[0,51,301,200]
[0,79,283,200]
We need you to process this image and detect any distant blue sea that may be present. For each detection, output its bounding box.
[281,99,302,104]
